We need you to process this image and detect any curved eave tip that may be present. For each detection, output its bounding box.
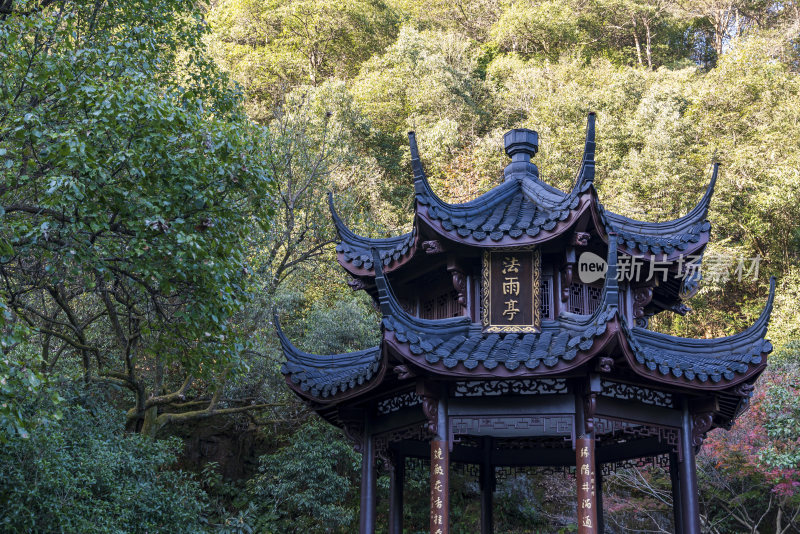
[327,191,350,240]
[753,276,777,335]
[698,163,719,216]
[272,308,294,357]
[765,275,776,314]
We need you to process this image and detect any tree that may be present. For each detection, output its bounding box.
[208,0,399,118]
[0,0,276,435]
[247,420,360,533]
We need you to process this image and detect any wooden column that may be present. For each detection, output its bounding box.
[389,452,405,534]
[679,398,701,534]
[669,452,684,534]
[430,439,449,534]
[576,382,598,534]
[577,436,598,533]
[429,395,449,534]
[359,418,376,534]
[480,436,494,534]
[595,462,604,534]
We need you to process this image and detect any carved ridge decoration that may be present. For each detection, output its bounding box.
[597,357,614,373]
[481,247,541,333]
[572,231,591,247]
[422,240,444,254]
[601,380,674,408]
[393,364,415,380]
[454,378,568,397]
[451,269,467,306]
[691,412,714,447]
[347,277,367,291]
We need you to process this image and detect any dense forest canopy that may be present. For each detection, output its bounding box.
[1,0,799,532]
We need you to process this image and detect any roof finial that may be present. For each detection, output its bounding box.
[504,128,539,162]
[503,128,539,181]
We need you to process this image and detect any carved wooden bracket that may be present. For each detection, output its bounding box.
[561,264,573,302]
[597,357,614,373]
[585,392,597,434]
[342,422,364,453]
[633,286,654,319]
[451,269,467,307]
[571,231,591,246]
[422,240,444,254]
[348,277,367,291]
[633,285,654,327]
[421,395,438,435]
[393,365,415,380]
[691,412,714,447]
[671,302,691,315]
[734,382,755,398]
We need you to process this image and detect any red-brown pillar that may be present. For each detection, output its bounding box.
[576,436,598,533]
[430,439,449,534]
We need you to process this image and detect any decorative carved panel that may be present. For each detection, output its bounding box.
[600,380,675,408]
[450,415,573,438]
[454,378,568,397]
[594,417,679,452]
[599,454,671,476]
[377,391,422,415]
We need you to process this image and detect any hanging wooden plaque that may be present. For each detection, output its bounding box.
[481,248,541,333]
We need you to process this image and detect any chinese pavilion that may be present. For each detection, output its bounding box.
[276,114,774,534]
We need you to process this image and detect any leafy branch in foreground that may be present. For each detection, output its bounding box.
[0,0,277,434]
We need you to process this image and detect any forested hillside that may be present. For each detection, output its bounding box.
[1,0,799,532]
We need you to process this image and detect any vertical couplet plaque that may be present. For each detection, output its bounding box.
[430,440,449,534]
[481,248,541,333]
[576,436,598,534]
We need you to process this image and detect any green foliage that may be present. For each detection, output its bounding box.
[0,297,60,442]
[247,420,360,533]
[0,388,207,533]
[209,0,399,118]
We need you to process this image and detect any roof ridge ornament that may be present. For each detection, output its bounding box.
[603,232,620,309]
[571,112,596,194]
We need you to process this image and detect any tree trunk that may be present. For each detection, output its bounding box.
[140,406,159,437]
[645,21,653,69]
[632,17,643,66]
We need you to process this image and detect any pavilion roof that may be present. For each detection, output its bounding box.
[330,114,716,274]
[277,242,774,402]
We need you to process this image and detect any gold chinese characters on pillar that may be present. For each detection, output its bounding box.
[576,436,597,534]
[430,441,449,534]
[481,248,541,333]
